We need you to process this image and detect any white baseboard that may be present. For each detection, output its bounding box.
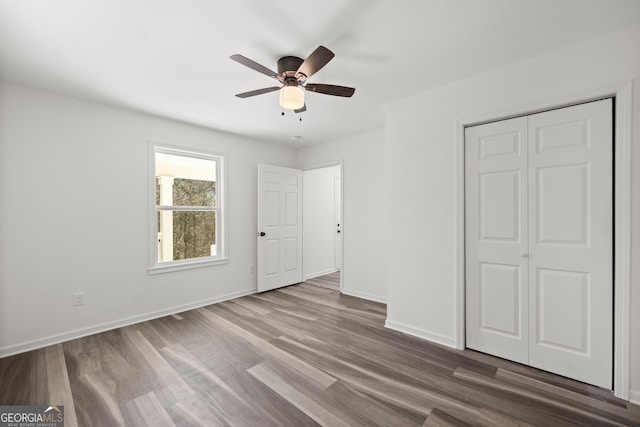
[385,319,457,349]
[304,268,339,281]
[342,289,387,304]
[0,288,255,358]
[630,389,640,406]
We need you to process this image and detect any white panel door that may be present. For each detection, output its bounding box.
[466,117,529,364]
[528,100,612,388]
[257,164,303,292]
[466,99,613,389]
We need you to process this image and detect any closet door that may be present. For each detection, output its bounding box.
[527,100,612,388]
[466,99,613,389]
[465,117,529,364]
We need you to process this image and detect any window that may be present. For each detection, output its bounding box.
[149,144,227,273]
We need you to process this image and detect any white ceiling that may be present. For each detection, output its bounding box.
[1,0,639,147]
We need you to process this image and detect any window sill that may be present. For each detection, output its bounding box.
[148,257,230,275]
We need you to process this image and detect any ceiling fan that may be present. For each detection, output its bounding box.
[230,46,355,113]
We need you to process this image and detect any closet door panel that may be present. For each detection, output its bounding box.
[528,99,612,389]
[465,117,529,364]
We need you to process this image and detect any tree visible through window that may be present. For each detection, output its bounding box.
[152,147,224,267]
[172,178,216,260]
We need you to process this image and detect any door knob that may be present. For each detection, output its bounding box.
[520,252,528,258]
[337,230,341,234]
[259,232,266,237]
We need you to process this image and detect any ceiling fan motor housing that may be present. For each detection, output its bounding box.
[277,56,304,77]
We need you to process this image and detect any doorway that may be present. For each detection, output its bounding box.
[256,163,343,293]
[302,165,342,283]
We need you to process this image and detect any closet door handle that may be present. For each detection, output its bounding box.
[520,252,528,258]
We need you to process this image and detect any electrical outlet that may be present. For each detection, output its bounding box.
[72,292,85,307]
[249,264,255,274]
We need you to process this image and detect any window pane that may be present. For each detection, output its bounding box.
[155,152,217,207]
[158,210,217,262]
[173,178,216,207]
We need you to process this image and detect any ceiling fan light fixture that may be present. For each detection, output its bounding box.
[231,46,354,113]
[279,85,304,110]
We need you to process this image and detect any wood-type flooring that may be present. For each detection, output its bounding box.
[1,272,639,426]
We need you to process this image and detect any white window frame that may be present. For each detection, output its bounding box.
[148,142,228,274]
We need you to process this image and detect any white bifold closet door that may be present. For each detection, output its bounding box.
[465,99,613,389]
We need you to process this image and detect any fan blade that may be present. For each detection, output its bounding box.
[294,104,307,113]
[305,84,355,97]
[235,86,281,98]
[296,46,334,79]
[230,54,278,79]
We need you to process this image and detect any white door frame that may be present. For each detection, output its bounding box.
[454,81,633,400]
[302,161,344,293]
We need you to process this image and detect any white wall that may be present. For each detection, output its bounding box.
[303,165,340,280]
[384,23,640,397]
[0,82,296,356]
[297,129,386,303]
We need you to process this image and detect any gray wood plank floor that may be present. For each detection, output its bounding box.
[1,272,639,426]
